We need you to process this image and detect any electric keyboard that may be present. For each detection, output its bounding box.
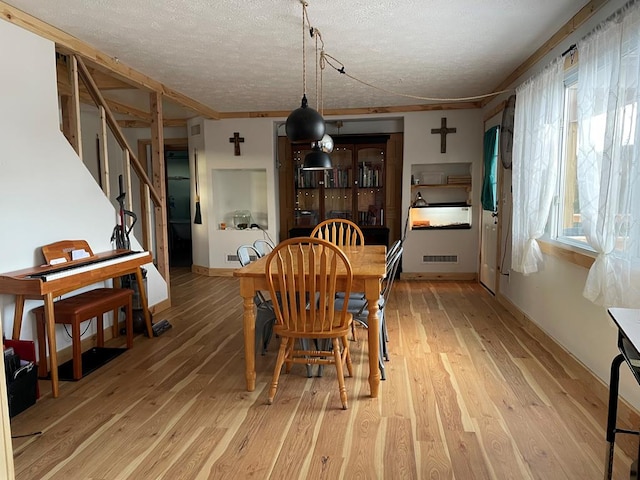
[0,248,153,397]
[27,250,147,281]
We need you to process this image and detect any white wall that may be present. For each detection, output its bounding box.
[188,117,279,269]
[487,0,640,409]
[402,110,484,274]
[192,111,483,274]
[0,20,167,353]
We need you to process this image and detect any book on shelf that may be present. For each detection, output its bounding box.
[446,175,471,185]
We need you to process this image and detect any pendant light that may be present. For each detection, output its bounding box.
[317,132,334,153]
[286,1,325,144]
[303,145,332,170]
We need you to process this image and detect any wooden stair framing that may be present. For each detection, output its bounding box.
[58,53,171,306]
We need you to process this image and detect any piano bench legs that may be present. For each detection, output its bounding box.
[33,288,134,381]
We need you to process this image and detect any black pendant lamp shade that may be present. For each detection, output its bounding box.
[286,94,326,144]
[303,145,332,170]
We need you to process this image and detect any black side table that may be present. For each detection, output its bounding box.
[605,307,640,479]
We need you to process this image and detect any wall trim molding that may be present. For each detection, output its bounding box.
[400,272,477,281]
[192,265,235,277]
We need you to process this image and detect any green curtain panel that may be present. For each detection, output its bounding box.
[481,126,499,211]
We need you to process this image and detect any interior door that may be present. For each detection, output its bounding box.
[479,126,500,294]
[480,210,498,293]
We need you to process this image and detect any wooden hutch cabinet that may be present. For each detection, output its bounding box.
[278,133,403,246]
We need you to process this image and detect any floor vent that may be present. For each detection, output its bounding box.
[423,255,458,263]
[227,254,257,263]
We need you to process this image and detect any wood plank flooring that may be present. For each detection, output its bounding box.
[9,270,639,479]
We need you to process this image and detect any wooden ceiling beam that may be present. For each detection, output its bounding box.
[58,56,131,90]
[117,119,188,128]
[0,1,221,120]
[86,67,132,90]
[104,98,152,122]
[218,101,482,119]
[76,56,162,206]
[58,79,150,121]
[58,64,187,127]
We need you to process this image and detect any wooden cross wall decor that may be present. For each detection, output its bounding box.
[431,117,457,153]
[229,132,245,156]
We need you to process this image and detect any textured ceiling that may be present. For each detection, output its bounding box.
[6,0,590,114]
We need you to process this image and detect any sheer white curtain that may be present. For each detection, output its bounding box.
[576,3,640,307]
[512,60,565,274]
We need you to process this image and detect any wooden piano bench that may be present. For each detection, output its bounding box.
[33,288,133,380]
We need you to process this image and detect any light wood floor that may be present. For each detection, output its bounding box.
[10,270,639,479]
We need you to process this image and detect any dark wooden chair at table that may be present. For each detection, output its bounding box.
[265,237,354,409]
[33,240,133,380]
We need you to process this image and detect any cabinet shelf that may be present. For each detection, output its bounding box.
[292,135,389,229]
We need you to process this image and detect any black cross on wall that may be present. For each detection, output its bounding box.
[431,117,457,153]
[229,132,245,156]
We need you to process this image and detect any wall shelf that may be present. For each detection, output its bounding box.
[411,162,472,207]
[411,224,472,230]
[411,183,471,190]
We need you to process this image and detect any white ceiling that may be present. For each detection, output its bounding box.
[6,0,590,115]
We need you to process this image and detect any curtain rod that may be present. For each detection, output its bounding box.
[560,0,638,59]
[561,44,577,57]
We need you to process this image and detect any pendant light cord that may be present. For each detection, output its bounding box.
[315,24,319,111]
[302,2,513,103]
[301,0,308,97]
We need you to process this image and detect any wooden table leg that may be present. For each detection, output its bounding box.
[365,278,381,398]
[135,268,154,338]
[43,293,59,398]
[12,294,25,340]
[240,279,257,391]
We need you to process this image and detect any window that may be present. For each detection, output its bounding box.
[551,70,592,250]
[516,3,640,306]
[551,60,639,257]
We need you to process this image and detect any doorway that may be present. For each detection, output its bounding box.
[138,137,191,269]
[479,126,500,294]
[165,147,192,267]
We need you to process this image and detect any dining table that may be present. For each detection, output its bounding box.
[234,244,387,398]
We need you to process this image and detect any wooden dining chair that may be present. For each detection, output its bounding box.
[310,219,364,247]
[265,237,354,409]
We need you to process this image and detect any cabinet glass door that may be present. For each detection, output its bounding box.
[324,144,353,221]
[293,147,321,227]
[356,145,385,226]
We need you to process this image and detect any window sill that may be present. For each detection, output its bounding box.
[538,239,596,269]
